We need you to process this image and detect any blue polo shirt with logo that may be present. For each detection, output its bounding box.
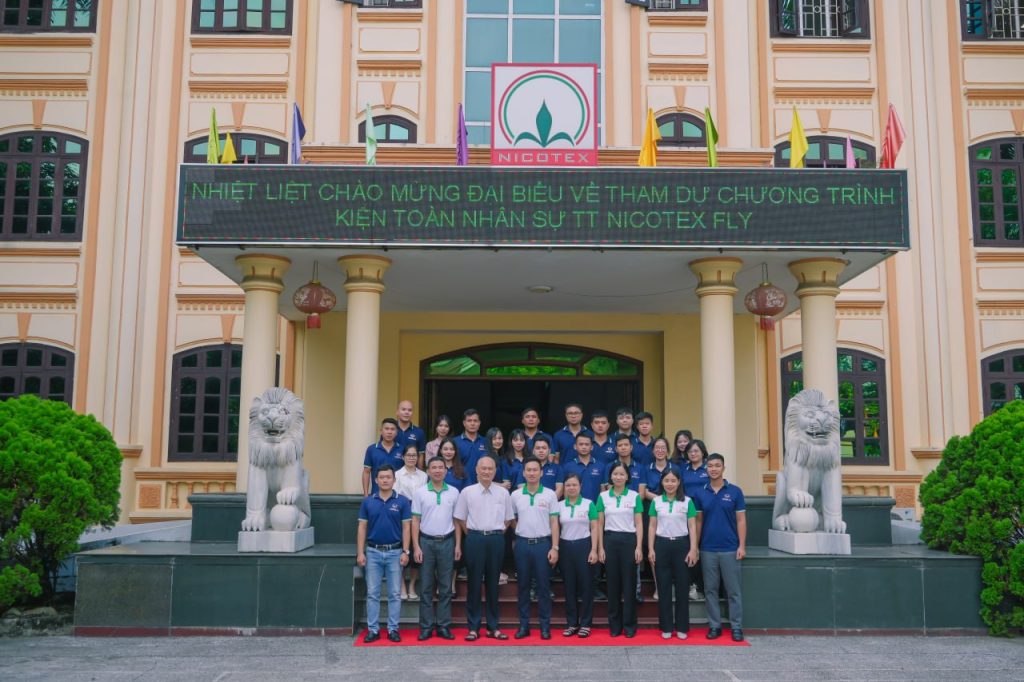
[515,461,565,491]
[694,480,746,552]
[644,462,682,496]
[681,463,710,500]
[397,423,427,454]
[552,426,593,463]
[363,439,404,494]
[358,491,412,545]
[591,437,617,466]
[604,458,643,492]
[631,437,655,467]
[456,433,490,484]
[525,430,552,456]
[502,458,524,489]
[443,467,467,491]
[562,457,605,501]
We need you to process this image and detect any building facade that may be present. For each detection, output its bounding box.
[0,0,1022,522]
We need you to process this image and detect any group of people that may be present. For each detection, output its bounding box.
[357,401,747,643]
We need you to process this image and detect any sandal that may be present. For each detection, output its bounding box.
[578,627,591,638]
[562,626,580,637]
[465,631,479,641]
[486,630,509,640]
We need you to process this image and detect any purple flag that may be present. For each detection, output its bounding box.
[456,103,468,166]
[290,103,306,165]
[845,136,856,169]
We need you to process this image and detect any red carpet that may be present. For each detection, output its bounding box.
[353,626,750,647]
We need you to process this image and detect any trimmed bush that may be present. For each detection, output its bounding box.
[920,400,1024,636]
[0,395,121,610]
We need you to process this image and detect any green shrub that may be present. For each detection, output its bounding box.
[920,400,1024,636]
[0,395,121,610]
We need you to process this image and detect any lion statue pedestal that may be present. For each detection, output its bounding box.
[237,387,315,553]
[768,388,851,555]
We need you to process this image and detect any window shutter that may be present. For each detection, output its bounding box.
[775,0,799,36]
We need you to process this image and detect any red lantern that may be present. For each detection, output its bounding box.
[292,264,336,330]
[744,264,787,330]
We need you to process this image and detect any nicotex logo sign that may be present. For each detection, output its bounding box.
[491,64,598,167]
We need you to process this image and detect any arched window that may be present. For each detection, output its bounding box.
[1,0,97,33]
[961,1,1024,40]
[169,344,243,462]
[423,344,640,378]
[183,133,287,164]
[358,116,417,144]
[774,135,875,168]
[0,131,88,241]
[0,342,74,404]
[981,349,1024,415]
[656,112,706,147]
[969,137,1022,247]
[191,0,292,34]
[781,348,888,465]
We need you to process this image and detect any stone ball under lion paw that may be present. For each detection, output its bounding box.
[788,507,820,533]
[269,504,301,531]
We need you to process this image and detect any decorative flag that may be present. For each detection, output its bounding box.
[845,136,856,169]
[220,131,237,164]
[789,106,808,168]
[456,103,469,166]
[704,107,719,168]
[365,103,377,166]
[879,104,907,169]
[289,103,306,165]
[206,108,219,164]
[638,107,661,167]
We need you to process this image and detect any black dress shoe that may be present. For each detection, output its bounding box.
[417,628,433,641]
[731,628,744,642]
[624,628,636,638]
[363,630,381,643]
[436,627,455,640]
[540,629,551,640]
[706,627,722,640]
[609,629,621,637]
[514,627,531,639]
[387,630,402,642]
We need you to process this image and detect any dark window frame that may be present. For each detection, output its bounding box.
[191,0,292,35]
[781,348,889,466]
[0,342,74,404]
[774,134,876,168]
[352,0,423,8]
[421,342,642,380]
[960,0,1024,40]
[646,0,708,11]
[0,131,89,242]
[357,115,418,144]
[0,0,97,33]
[981,348,1024,415]
[183,132,288,164]
[969,137,1023,247]
[655,112,707,147]
[770,0,870,39]
[168,343,243,463]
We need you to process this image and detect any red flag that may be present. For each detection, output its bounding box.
[879,104,906,169]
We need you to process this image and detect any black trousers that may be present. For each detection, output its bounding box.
[514,536,552,629]
[464,531,505,632]
[604,531,638,633]
[560,537,595,627]
[654,535,692,633]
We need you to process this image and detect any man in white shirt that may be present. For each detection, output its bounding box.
[509,457,560,640]
[411,456,461,641]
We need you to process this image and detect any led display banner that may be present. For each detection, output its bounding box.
[177,165,910,251]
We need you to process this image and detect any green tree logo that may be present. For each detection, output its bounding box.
[513,101,575,148]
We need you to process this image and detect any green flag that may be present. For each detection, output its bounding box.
[206,108,219,164]
[365,104,377,166]
[704,107,719,168]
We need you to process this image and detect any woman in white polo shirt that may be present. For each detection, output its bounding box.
[557,473,599,638]
[647,467,699,639]
[596,461,643,638]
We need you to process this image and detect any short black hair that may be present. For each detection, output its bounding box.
[463,408,480,419]
[375,464,395,476]
[532,434,552,448]
[426,456,446,468]
[706,452,725,464]
[607,461,630,485]
[615,407,633,418]
[522,457,543,470]
[575,431,593,443]
[590,410,609,421]
[564,402,583,412]
[614,433,633,444]
[381,417,399,428]
[635,411,653,423]
[521,406,539,418]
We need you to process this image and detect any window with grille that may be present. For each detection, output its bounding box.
[655,112,706,147]
[184,133,288,164]
[192,0,291,34]
[357,116,418,144]
[981,350,1024,415]
[647,0,707,10]
[168,344,243,462]
[771,0,869,38]
[961,0,1024,40]
[0,343,74,404]
[0,132,88,241]
[781,348,888,465]
[355,0,423,7]
[774,135,875,168]
[969,138,1022,247]
[0,0,97,32]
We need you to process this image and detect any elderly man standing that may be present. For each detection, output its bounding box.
[453,454,514,641]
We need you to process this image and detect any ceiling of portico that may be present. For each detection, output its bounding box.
[192,246,893,321]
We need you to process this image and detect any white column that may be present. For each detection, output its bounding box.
[689,257,743,460]
[339,255,391,494]
[235,254,290,490]
[788,258,847,403]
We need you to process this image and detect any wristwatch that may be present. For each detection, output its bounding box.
[403,549,410,555]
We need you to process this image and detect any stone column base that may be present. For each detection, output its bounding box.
[768,529,851,555]
[238,527,315,553]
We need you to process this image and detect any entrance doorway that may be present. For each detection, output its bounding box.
[420,344,643,439]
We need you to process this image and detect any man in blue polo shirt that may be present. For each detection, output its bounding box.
[362,418,403,495]
[552,403,591,463]
[603,434,643,493]
[521,407,550,455]
[694,452,747,642]
[395,399,427,465]
[589,410,617,466]
[357,465,411,643]
[456,409,490,485]
[561,432,604,502]
[515,436,564,499]
[632,411,656,467]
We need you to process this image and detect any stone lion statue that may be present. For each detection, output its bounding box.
[771,388,846,534]
[241,387,311,533]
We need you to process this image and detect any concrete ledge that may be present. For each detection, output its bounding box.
[768,530,851,555]
[238,527,315,553]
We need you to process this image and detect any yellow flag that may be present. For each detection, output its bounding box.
[789,106,809,169]
[220,131,237,164]
[638,108,662,167]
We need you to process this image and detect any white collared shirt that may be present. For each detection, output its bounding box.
[453,482,514,532]
[394,467,428,500]
[411,481,460,537]
[557,497,598,541]
[596,488,642,533]
[510,484,559,538]
[649,494,696,538]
